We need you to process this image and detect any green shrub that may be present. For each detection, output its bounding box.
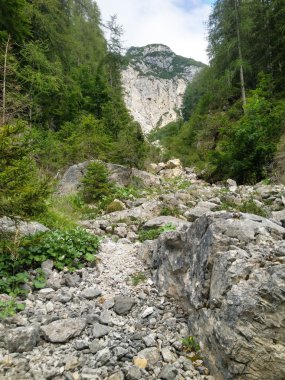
[210,92,285,184]
[0,300,25,319]
[131,272,146,286]
[160,206,181,217]
[36,194,91,229]
[81,161,114,203]
[181,336,200,353]
[217,197,267,217]
[19,228,99,271]
[237,199,267,217]
[105,199,125,213]
[0,228,100,296]
[0,122,50,217]
[138,223,176,242]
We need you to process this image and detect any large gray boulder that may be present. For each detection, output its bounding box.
[57,161,160,195]
[57,161,90,195]
[150,212,285,380]
[0,216,49,236]
[6,326,40,353]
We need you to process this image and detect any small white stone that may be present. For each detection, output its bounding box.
[141,307,154,318]
[45,301,54,313]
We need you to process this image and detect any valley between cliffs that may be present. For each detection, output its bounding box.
[1,160,285,380]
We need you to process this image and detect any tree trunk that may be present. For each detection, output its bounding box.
[2,34,10,125]
[234,0,246,110]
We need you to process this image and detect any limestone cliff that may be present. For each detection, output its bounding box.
[121,44,204,134]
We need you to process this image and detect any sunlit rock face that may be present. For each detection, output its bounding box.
[121,44,204,134]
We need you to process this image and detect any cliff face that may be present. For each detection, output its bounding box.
[121,44,204,134]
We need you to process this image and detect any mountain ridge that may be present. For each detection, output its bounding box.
[121,44,203,134]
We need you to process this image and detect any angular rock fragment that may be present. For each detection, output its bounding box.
[41,318,86,343]
[6,326,40,353]
[114,295,135,315]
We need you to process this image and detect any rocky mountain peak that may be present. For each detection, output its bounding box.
[125,44,203,81]
[122,44,204,133]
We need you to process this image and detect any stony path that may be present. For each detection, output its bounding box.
[0,237,212,380]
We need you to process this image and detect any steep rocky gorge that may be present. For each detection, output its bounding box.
[1,160,285,379]
[121,45,203,133]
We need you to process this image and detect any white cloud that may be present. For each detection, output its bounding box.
[96,0,212,63]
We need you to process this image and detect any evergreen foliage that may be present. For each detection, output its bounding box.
[0,122,49,217]
[0,0,148,217]
[156,0,285,184]
[81,161,114,203]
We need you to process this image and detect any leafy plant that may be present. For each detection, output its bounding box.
[33,269,46,289]
[105,199,125,213]
[131,272,146,286]
[217,196,267,217]
[160,206,181,217]
[0,300,25,319]
[0,228,100,297]
[181,336,200,353]
[19,228,99,271]
[138,223,176,242]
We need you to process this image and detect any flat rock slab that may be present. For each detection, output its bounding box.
[81,287,102,299]
[113,296,136,315]
[41,318,86,343]
[143,216,190,229]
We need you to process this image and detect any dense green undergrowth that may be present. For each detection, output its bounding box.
[151,0,285,185]
[0,228,99,300]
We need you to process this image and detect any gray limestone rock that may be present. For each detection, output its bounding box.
[125,366,142,380]
[122,45,201,134]
[57,161,90,195]
[6,326,40,353]
[161,347,177,363]
[95,348,112,366]
[107,371,125,380]
[184,206,213,222]
[99,310,112,325]
[90,339,103,354]
[0,216,49,236]
[151,212,285,380]
[92,322,110,338]
[81,287,102,299]
[142,334,156,347]
[143,216,190,230]
[101,200,163,224]
[159,364,178,380]
[64,272,81,287]
[272,209,285,227]
[114,296,136,315]
[57,160,160,196]
[136,347,160,366]
[41,318,86,343]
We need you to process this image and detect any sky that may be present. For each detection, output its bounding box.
[96,0,215,64]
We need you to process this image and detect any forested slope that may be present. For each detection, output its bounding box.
[150,0,285,184]
[0,0,147,218]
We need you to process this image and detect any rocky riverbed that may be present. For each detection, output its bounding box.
[1,159,285,379]
[0,236,212,380]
